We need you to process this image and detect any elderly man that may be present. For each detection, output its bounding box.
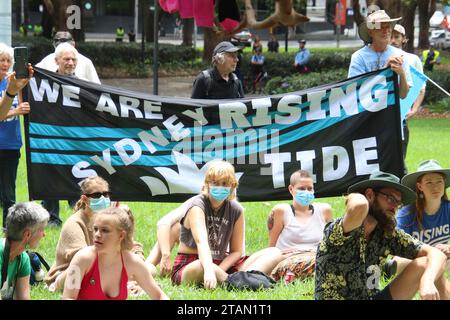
[40,42,85,226]
[315,171,449,300]
[36,31,100,84]
[348,10,411,99]
[1,202,49,300]
[191,41,244,99]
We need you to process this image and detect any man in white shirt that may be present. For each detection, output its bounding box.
[390,24,426,160]
[36,31,100,84]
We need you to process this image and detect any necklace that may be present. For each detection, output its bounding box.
[376,51,384,69]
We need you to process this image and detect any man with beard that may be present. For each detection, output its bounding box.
[314,171,449,300]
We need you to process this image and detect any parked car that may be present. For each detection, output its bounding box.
[429,28,446,42]
[430,11,445,27]
[231,29,252,47]
[432,30,450,50]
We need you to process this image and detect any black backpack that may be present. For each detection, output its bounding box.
[224,270,276,291]
[202,69,241,98]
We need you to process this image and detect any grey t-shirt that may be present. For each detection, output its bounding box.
[180,194,243,260]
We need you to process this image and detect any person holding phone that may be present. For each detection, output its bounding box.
[0,43,33,228]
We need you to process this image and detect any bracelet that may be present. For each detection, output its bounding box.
[5,91,17,98]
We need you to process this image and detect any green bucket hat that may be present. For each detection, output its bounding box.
[401,159,450,191]
[348,171,416,204]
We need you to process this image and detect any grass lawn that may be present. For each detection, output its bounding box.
[6,118,450,300]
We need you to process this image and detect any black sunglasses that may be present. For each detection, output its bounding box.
[84,191,111,199]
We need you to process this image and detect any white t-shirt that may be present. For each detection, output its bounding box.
[275,203,327,252]
[36,52,101,84]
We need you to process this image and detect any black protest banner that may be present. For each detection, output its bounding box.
[25,67,404,202]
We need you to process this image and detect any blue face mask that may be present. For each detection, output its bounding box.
[295,190,315,206]
[210,186,231,202]
[89,196,111,211]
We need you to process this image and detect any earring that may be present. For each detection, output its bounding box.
[419,193,424,199]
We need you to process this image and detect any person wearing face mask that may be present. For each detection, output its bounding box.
[170,160,283,289]
[44,176,147,292]
[267,170,333,283]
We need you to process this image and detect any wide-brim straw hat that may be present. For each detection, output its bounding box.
[358,10,402,43]
[348,171,416,204]
[401,159,450,191]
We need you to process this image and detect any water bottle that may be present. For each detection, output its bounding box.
[30,253,45,282]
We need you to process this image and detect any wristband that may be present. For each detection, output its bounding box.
[5,91,17,98]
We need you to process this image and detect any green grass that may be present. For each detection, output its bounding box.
[6,118,450,300]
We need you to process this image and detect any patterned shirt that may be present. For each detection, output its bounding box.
[315,217,423,300]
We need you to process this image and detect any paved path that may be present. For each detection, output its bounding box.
[101,76,196,98]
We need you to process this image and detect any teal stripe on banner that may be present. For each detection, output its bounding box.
[31,152,175,167]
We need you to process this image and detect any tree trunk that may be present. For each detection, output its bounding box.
[182,18,194,46]
[417,0,436,49]
[375,0,401,17]
[202,28,222,63]
[352,0,365,26]
[401,1,417,53]
[46,0,85,41]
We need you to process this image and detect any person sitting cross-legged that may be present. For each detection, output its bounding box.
[268,170,333,283]
[315,171,449,300]
[171,159,283,289]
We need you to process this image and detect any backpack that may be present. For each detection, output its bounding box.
[224,270,276,291]
[201,69,241,98]
[27,251,50,285]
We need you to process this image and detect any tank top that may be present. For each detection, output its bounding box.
[180,194,243,260]
[77,253,128,300]
[275,203,327,252]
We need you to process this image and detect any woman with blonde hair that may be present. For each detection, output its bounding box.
[171,159,282,289]
[63,207,168,300]
[45,176,147,291]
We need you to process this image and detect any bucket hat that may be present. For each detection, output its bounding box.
[401,160,450,191]
[348,171,416,204]
[358,10,402,43]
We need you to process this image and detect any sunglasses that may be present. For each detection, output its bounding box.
[84,191,111,199]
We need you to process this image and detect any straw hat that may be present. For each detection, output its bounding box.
[401,160,450,191]
[358,10,402,43]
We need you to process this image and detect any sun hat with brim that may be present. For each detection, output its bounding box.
[348,171,416,204]
[358,10,402,43]
[213,41,241,56]
[401,159,450,191]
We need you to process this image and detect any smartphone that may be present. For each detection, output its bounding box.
[13,46,29,79]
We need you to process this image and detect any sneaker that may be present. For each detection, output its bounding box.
[382,260,397,278]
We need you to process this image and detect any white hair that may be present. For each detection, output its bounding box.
[54,42,78,59]
[212,52,225,66]
[5,202,49,241]
[0,42,14,66]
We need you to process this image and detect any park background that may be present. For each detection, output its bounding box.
[3,0,450,299]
